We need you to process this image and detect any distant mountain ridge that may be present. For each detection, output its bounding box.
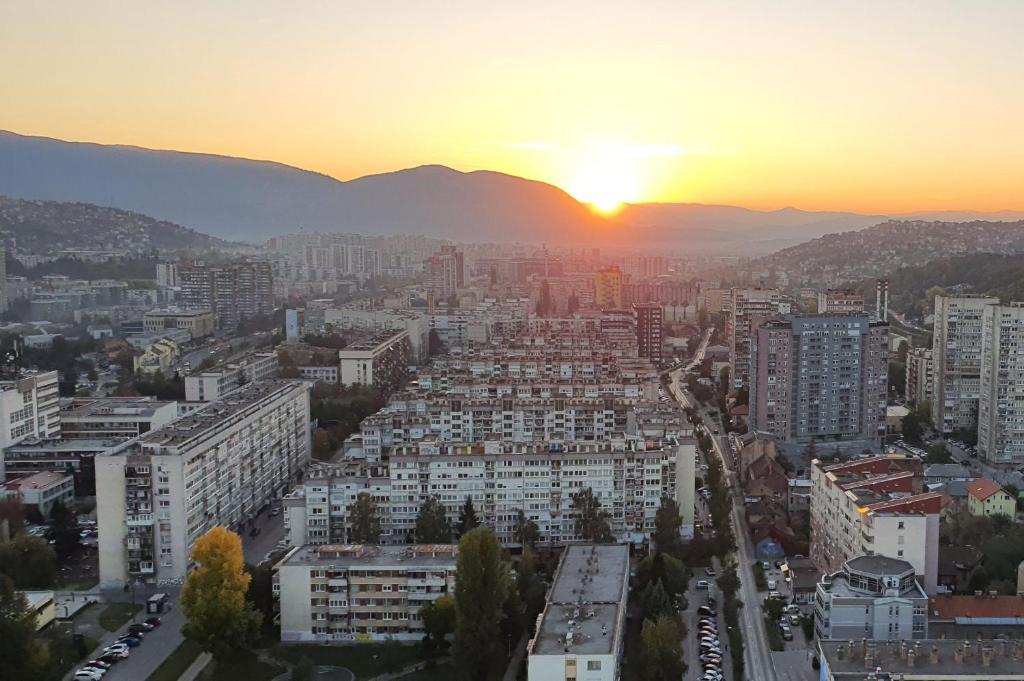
[2,130,1023,250]
[0,195,228,258]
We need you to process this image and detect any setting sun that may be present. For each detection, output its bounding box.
[568,143,645,214]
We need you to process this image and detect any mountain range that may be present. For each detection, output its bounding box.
[2,130,1023,251]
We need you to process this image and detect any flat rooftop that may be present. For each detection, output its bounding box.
[818,638,1024,679]
[531,544,629,657]
[61,396,175,418]
[280,544,458,568]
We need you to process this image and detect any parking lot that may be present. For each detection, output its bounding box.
[242,503,286,565]
[683,569,730,681]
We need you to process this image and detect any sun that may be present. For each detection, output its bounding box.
[568,144,642,215]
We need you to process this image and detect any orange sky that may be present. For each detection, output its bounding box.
[2,1,1023,212]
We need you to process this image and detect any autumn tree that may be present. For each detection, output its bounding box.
[572,488,613,542]
[349,493,382,544]
[453,528,511,681]
[640,615,685,681]
[457,497,479,537]
[420,594,456,648]
[513,510,540,547]
[0,535,57,589]
[0,500,25,537]
[181,527,262,659]
[0,575,47,680]
[415,496,452,544]
[312,428,336,460]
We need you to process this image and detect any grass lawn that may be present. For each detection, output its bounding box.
[146,639,204,681]
[200,653,284,681]
[98,602,143,632]
[271,643,422,679]
[41,634,100,681]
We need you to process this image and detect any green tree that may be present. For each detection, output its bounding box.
[640,615,684,681]
[516,547,548,634]
[637,552,690,600]
[653,497,682,555]
[0,535,57,589]
[640,580,674,620]
[421,594,456,647]
[0,575,47,680]
[415,496,452,544]
[457,497,479,537]
[925,442,953,464]
[349,493,382,544]
[453,528,511,681]
[246,562,277,638]
[47,499,80,559]
[513,510,540,547]
[291,657,314,681]
[571,488,613,543]
[181,527,262,659]
[0,500,25,537]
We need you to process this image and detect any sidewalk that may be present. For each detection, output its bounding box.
[180,652,213,681]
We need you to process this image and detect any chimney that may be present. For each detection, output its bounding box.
[974,590,984,598]
[930,645,939,664]
[963,641,972,660]
[837,644,846,661]
[907,648,916,668]
[850,640,858,659]
[982,646,994,668]
[900,641,908,659]
[954,646,963,664]
[865,643,876,669]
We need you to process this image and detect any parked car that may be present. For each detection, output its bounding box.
[102,644,129,658]
[789,614,801,626]
[269,508,281,517]
[116,635,142,647]
[779,623,793,641]
[767,591,783,600]
[767,579,777,590]
[83,661,111,670]
[697,605,715,617]
[705,567,717,577]
[73,669,104,681]
[144,616,162,627]
[128,623,152,635]
[696,580,710,590]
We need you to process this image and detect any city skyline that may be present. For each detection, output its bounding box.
[4,1,1024,214]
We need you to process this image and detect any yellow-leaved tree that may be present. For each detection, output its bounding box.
[181,526,261,659]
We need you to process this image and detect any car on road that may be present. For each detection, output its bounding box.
[697,605,715,616]
[705,567,717,577]
[116,635,142,647]
[145,616,162,627]
[102,644,130,658]
[779,623,793,640]
[696,579,711,590]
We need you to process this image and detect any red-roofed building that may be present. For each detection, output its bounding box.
[0,471,74,520]
[967,478,1017,518]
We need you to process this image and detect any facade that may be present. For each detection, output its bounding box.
[60,397,179,440]
[423,245,464,297]
[96,381,311,586]
[21,591,56,631]
[297,365,339,384]
[338,331,412,392]
[749,315,889,445]
[633,303,663,364]
[0,471,75,519]
[155,263,179,288]
[816,638,1024,680]
[931,295,999,434]
[179,261,273,330]
[183,351,279,401]
[135,338,180,375]
[528,545,629,681]
[905,347,933,406]
[817,289,866,315]
[275,543,457,643]
[143,308,215,340]
[595,266,624,309]
[0,371,61,449]
[729,288,781,387]
[2,438,133,497]
[814,555,928,641]
[978,303,1024,465]
[321,307,430,362]
[966,478,1017,518]
[810,455,942,594]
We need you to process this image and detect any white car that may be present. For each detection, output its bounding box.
[102,644,130,658]
[73,670,104,681]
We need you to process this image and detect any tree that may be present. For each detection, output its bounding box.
[0,535,57,589]
[925,443,953,464]
[640,615,684,681]
[516,547,548,634]
[0,499,25,537]
[181,527,262,659]
[291,657,314,681]
[636,552,689,601]
[457,497,479,537]
[514,510,540,547]
[246,562,277,638]
[900,409,924,445]
[571,488,613,543]
[639,580,674,620]
[349,493,382,544]
[415,496,452,544]
[48,499,80,559]
[454,528,511,681]
[0,576,47,681]
[653,497,683,555]
[312,428,336,460]
[420,594,456,647]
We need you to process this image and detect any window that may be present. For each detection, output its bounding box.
[587,661,602,671]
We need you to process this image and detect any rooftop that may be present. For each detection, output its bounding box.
[279,544,458,568]
[60,396,175,419]
[929,594,1024,624]
[967,477,1005,501]
[3,471,71,491]
[817,638,1024,679]
[531,544,629,657]
[846,555,916,577]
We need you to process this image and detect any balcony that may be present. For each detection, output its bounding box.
[126,514,155,527]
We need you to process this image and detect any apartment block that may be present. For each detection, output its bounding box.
[729,288,781,387]
[905,347,933,406]
[424,245,464,297]
[184,351,279,401]
[143,308,215,340]
[813,555,928,641]
[338,331,412,392]
[931,295,999,434]
[528,545,629,681]
[595,266,624,309]
[817,289,866,315]
[59,397,179,440]
[810,455,941,594]
[0,371,60,448]
[749,315,888,444]
[321,307,430,361]
[633,303,663,364]
[180,261,273,330]
[978,303,1024,465]
[275,543,457,643]
[96,381,311,586]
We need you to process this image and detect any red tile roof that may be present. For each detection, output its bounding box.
[929,594,1024,621]
[967,477,1004,502]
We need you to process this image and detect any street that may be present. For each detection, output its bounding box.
[242,505,286,565]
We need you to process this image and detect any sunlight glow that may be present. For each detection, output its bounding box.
[568,143,645,214]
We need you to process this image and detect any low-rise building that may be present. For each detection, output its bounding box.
[0,471,75,519]
[60,397,179,440]
[814,555,929,641]
[143,308,215,340]
[816,638,1024,680]
[967,478,1017,518]
[297,365,339,384]
[135,338,180,375]
[2,438,132,497]
[20,591,56,630]
[275,543,457,643]
[527,545,629,681]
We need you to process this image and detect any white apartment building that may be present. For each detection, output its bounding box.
[338,331,411,391]
[932,295,999,434]
[59,397,179,440]
[322,307,430,362]
[275,543,457,643]
[184,351,279,401]
[905,347,933,406]
[978,303,1024,466]
[96,381,311,586]
[288,434,695,547]
[810,455,942,594]
[729,288,781,388]
[0,371,60,449]
[0,470,75,519]
[528,545,629,681]
[143,308,215,340]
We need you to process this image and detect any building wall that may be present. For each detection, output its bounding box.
[0,371,61,449]
[932,296,999,433]
[968,491,1016,518]
[978,303,1024,466]
[729,288,781,388]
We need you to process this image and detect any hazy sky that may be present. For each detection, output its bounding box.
[3,1,1023,211]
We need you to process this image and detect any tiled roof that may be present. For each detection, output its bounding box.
[967,477,1004,501]
[929,594,1024,621]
